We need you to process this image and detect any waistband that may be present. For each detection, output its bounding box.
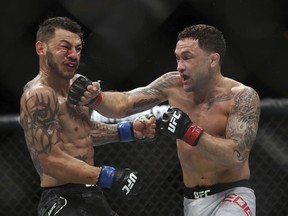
[41,183,100,192]
[184,179,250,199]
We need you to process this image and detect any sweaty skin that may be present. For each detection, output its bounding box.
[20,29,156,188]
[93,38,260,187]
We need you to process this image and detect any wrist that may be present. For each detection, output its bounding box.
[117,121,135,142]
[86,92,103,109]
[97,166,115,188]
[182,123,204,146]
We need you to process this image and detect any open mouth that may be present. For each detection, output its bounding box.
[64,62,77,69]
[182,74,189,81]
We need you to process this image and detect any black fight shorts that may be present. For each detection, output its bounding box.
[38,184,118,216]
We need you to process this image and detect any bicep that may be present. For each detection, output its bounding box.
[226,87,260,161]
[124,72,178,115]
[20,88,63,157]
[125,86,166,115]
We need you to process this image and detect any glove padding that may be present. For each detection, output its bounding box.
[159,107,204,146]
[68,75,92,106]
[113,168,142,199]
[97,166,142,200]
[68,75,101,107]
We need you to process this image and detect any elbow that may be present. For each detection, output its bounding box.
[39,154,54,176]
[229,159,245,169]
[229,150,249,168]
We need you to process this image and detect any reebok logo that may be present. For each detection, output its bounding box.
[122,173,137,195]
[168,111,181,133]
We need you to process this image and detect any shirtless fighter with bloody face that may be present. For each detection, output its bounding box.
[20,16,156,216]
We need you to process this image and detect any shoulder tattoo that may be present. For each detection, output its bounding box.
[21,91,63,175]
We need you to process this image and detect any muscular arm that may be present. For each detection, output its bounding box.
[95,72,178,118]
[90,121,119,146]
[197,87,260,167]
[20,87,100,185]
[90,115,157,146]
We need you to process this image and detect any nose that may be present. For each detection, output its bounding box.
[177,59,185,73]
[67,48,80,59]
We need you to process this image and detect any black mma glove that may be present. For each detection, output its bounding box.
[68,75,102,108]
[97,166,142,200]
[159,107,204,146]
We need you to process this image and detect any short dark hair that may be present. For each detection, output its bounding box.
[36,16,84,44]
[178,24,226,62]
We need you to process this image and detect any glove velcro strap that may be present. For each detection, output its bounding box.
[86,92,103,109]
[117,121,135,142]
[182,123,204,146]
[97,166,115,189]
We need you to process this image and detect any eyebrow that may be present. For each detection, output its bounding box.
[175,50,192,55]
[59,39,82,47]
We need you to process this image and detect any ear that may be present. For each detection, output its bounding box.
[35,41,46,55]
[209,53,220,67]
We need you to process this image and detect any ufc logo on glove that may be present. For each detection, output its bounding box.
[122,173,137,195]
[168,111,181,133]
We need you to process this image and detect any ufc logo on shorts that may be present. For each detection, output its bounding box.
[194,190,210,199]
[168,111,181,133]
[223,193,253,216]
[122,173,137,195]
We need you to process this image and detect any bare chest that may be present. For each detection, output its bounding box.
[58,98,91,140]
[171,97,232,137]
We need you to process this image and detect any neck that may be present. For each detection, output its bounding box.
[39,71,71,97]
[193,73,224,104]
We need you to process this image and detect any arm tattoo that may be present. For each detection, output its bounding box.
[90,121,118,145]
[227,88,260,162]
[125,72,177,115]
[20,91,63,176]
[208,93,234,110]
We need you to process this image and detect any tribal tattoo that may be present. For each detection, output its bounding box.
[90,121,118,145]
[21,91,63,176]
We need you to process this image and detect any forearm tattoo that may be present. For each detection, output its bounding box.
[90,121,118,145]
[20,92,62,176]
[227,88,260,162]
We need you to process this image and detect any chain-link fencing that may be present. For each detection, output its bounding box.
[0,99,287,216]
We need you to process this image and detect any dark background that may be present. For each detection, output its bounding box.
[1,0,288,114]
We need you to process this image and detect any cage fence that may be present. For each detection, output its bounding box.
[0,99,287,216]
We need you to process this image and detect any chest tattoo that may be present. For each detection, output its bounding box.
[207,93,234,110]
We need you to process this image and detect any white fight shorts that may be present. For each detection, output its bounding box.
[183,180,256,216]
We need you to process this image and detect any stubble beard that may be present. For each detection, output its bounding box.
[46,51,75,80]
